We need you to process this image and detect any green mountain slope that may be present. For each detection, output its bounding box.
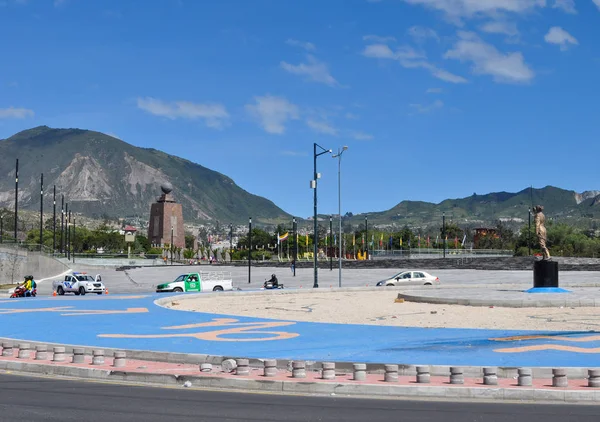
[0,126,290,224]
[349,186,600,230]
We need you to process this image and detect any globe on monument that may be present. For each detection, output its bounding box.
[161,182,173,195]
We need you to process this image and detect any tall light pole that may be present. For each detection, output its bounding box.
[170,225,174,265]
[365,216,368,259]
[229,223,233,263]
[329,215,333,271]
[332,146,348,287]
[60,195,64,254]
[14,158,18,242]
[528,208,531,256]
[442,212,446,259]
[0,214,3,243]
[53,185,56,252]
[312,143,332,289]
[292,217,297,277]
[248,217,252,284]
[39,173,43,251]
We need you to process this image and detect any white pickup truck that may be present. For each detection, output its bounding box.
[53,272,106,296]
[156,271,233,293]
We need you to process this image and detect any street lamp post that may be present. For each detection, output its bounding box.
[65,203,68,257]
[329,215,333,271]
[311,143,332,289]
[292,217,297,277]
[53,185,56,253]
[248,217,252,284]
[14,158,18,242]
[229,224,233,263]
[442,212,446,259]
[67,210,71,261]
[1,214,3,243]
[40,173,43,251]
[332,146,347,287]
[365,216,368,259]
[528,208,531,256]
[72,217,76,265]
[60,195,64,254]
[170,226,174,265]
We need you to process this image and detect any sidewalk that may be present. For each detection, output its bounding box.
[1,346,598,403]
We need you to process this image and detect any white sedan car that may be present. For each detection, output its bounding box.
[376,271,440,287]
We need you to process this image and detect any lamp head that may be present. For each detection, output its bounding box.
[342,146,348,151]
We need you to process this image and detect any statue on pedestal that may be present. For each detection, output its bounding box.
[533,205,551,260]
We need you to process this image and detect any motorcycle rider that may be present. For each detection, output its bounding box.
[265,274,278,288]
[21,275,35,297]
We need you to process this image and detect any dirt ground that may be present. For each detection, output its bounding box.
[167,291,600,331]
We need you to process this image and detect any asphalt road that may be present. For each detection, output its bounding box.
[35,264,600,295]
[0,373,599,422]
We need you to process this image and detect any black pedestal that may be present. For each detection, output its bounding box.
[533,260,559,288]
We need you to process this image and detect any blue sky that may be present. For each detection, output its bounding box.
[1,0,599,219]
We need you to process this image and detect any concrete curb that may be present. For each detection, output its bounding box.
[0,359,597,402]
[0,337,594,379]
[397,292,600,308]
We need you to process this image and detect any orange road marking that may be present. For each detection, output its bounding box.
[490,334,600,343]
[495,344,600,353]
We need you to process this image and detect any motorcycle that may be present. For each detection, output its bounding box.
[10,285,37,298]
[263,275,284,290]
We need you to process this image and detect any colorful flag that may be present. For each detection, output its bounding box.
[306,235,309,247]
[427,235,430,247]
[278,232,289,242]
[454,236,458,248]
[389,235,393,247]
[353,233,355,246]
[461,234,467,246]
[400,237,403,246]
[379,233,383,247]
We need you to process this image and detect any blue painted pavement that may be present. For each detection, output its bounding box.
[0,295,598,367]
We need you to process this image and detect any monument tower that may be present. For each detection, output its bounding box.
[148,183,185,249]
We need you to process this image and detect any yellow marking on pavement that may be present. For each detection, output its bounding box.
[100,318,299,342]
[495,344,600,353]
[490,334,600,343]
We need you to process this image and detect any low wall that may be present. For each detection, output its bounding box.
[226,256,600,271]
[0,246,71,284]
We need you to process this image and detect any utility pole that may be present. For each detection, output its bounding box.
[248,217,252,284]
[292,217,297,277]
[39,173,43,251]
[14,159,18,242]
[53,186,56,252]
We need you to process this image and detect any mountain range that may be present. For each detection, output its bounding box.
[0,126,290,225]
[1,126,599,231]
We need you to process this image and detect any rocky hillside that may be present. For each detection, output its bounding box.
[0,126,290,224]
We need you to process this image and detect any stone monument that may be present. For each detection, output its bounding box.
[148,183,185,249]
[532,205,559,289]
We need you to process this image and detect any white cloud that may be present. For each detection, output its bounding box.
[245,95,299,135]
[362,43,467,83]
[285,39,316,51]
[426,87,443,94]
[402,0,545,23]
[552,0,576,13]
[351,131,374,140]
[136,97,229,129]
[0,106,34,119]
[363,34,397,43]
[544,26,578,51]
[444,31,534,84]
[480,21,519,37]
[595,0,600,11]
[407,26,440,43]
[280,55,339,86]
[306,119,338,136]
[410,99,444,113]
[362,44,425,60]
